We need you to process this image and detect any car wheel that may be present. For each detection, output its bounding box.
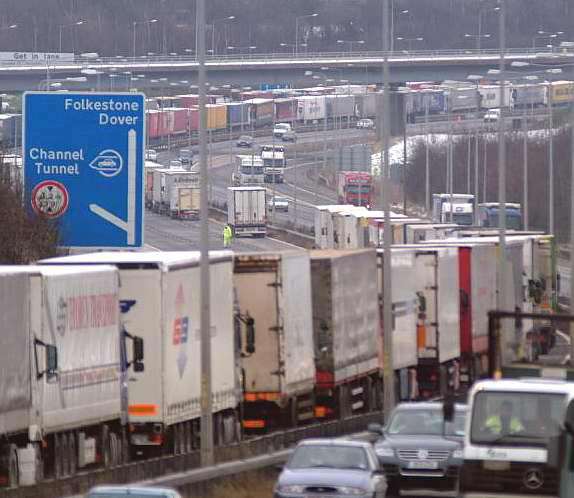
[385,479,400,498]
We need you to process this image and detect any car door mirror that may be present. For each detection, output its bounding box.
[368,423,384,435]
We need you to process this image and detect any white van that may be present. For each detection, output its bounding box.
[86,486,182,498]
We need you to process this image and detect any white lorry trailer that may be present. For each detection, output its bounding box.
[233,252,316,432]
[227,186,267,237]
[152,168,199,215]
[40,252,240,458]
[376,249,420,401]
[0,265,141,487]
[310,250,381,419]
[170,186,200,220]
[396,246,461,399]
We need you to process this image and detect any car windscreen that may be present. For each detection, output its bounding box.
[288,445,369,471]
[388,408,466,436]
[273,197,288,202]
[453,213,473,225]
[470,391,565,446]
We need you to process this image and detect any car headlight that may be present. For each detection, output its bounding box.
[375,447,395,457]
[277,485,306,494]
[452,449,464,459]
[338,486,368,495]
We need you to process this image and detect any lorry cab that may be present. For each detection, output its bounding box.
[478,202,523,230]
[441,202,474,225]
[460,379,574,498]
[432,193,474,224]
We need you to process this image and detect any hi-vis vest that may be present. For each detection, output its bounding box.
[485,415,524,434]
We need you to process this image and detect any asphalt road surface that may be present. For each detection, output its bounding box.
[144,211,300,252]
[147,126,367,245]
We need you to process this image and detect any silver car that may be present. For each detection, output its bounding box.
[274,439,387,498]
[370,402,466,497]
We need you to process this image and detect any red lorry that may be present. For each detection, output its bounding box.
[337,171,373,207]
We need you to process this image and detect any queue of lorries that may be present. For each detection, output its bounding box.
[139,79,574,147]
[0,193,557,490]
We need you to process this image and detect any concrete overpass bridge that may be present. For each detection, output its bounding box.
[1,47,573,92]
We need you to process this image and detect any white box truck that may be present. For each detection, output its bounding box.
[0,265,138,486]
[152,168,199,215]
[41,252,240,457]
[399,246,461,399]
[376,249,420,401]
[233,252,316,432]
[314,205,357,249]
[170,186,200,220]
[227,186,267,237]
[310,250,381,419]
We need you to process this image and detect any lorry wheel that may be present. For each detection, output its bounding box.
[184,422,193,454]
[33,442,44,483]
[121,428,130,464]
[68,433,77,476]
[60,433,70,477]
[101,425,111,469]
[109,432,119,466]
[385,479,400,498]
[53,434,63,479]
[172,424,181,455]
[7,444,18,488]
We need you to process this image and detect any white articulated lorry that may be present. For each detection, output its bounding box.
[41,252,240,458]
[376,249,420,402]
[227,186,267,237]
[152,168,199,215]
[432,193,474,225]
[310,250,381,420]
[396,246,461,400]
[233,252,316,432]
[0,265,142,487]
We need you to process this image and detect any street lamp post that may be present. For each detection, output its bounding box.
[390,6,409,53]
[295,13,317,56]
[546,68,562,236]
[532,30,564,49]
[465,33,491,50]
[467,74,482,222]
[395,36,423,52]
[497,0,507,331]
[336,39,365,52]
[209,16,235,56]
[382,0,395,422]
[196,0,214,469]
[477,5,500,51]
[280,42,306,56]
[59,20,85,53]
[226,45,257,55]
[132,19,157,58]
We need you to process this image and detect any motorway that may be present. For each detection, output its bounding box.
[145,125,373,251]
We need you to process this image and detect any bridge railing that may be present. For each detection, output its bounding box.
[0,46,571,70]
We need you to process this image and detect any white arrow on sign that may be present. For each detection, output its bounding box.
[89,128,137,245]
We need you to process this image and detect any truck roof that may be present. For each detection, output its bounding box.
[433,193,474,200]
[0,264,118,277]
[479,202,521,209]
[228,186,266,191]
[40,251,232,269]
[473,378,574,396]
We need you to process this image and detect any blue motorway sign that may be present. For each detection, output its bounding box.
[23,92,145,248]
